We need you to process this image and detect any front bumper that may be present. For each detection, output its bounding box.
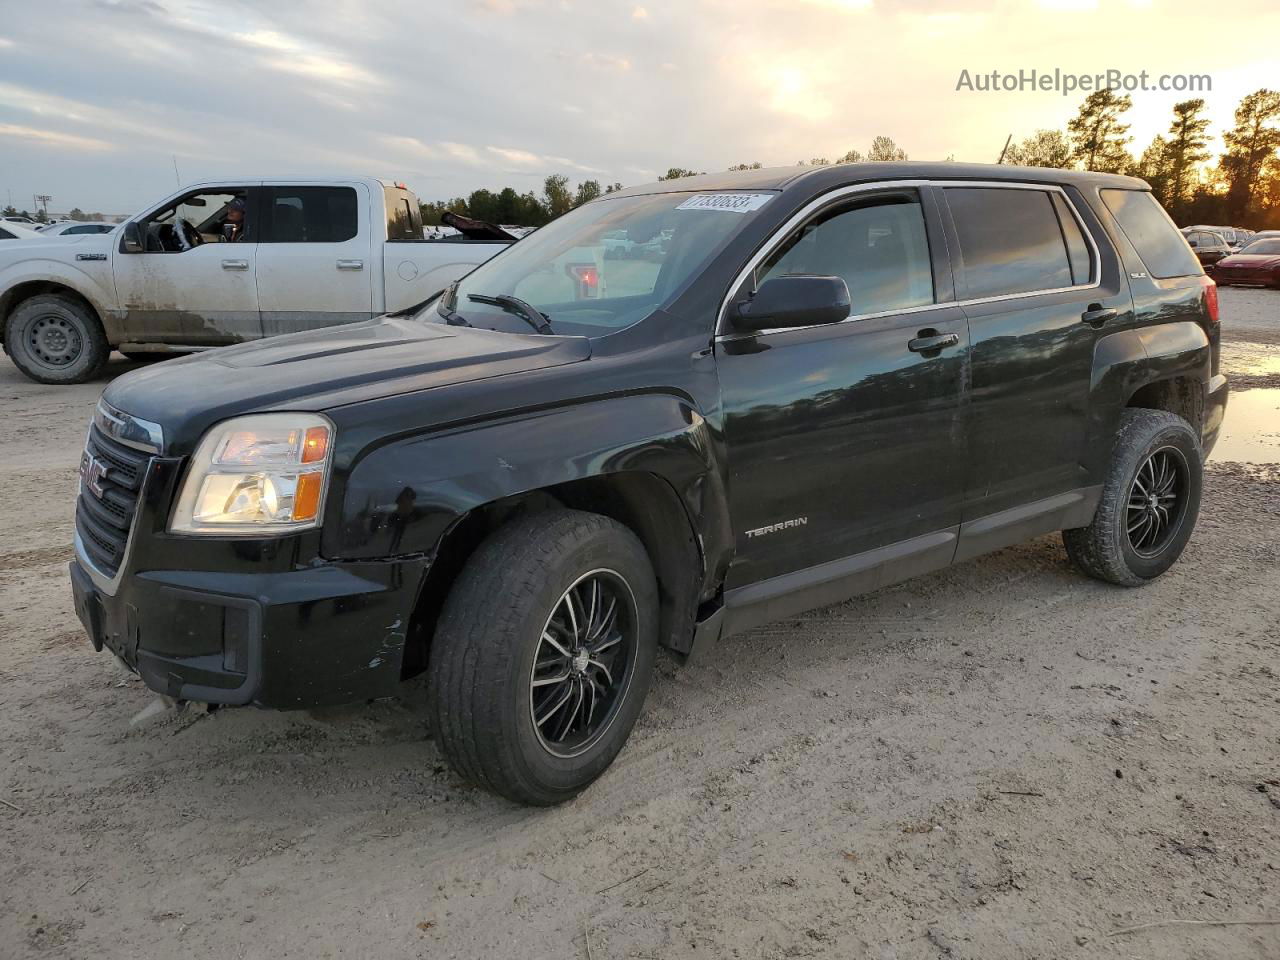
[70,553,426,708]
[70,455,428,709]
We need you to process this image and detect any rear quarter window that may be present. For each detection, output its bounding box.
[1100,189,1201,279]
[384,186,422,241]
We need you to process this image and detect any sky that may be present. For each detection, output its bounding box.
[1,0,1277,216]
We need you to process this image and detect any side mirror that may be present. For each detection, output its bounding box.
[731,275,851,332]
[121,222,144,253]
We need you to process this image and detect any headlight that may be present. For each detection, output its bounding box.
[169,413,333,535]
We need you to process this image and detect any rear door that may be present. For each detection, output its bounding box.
[256,183,374,336]
[939,183,1131,557]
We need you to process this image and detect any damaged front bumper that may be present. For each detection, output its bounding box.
[69,456,427,709]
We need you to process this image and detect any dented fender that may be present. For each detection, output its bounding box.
[325,391,728,566]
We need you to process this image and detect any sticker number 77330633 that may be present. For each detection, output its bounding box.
[674,193,773,214]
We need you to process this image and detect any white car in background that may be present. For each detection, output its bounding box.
[0,222,47,240]
[37,221,119,238]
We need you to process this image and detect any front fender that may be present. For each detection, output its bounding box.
[325,392,728,564]
[0,254,120,333]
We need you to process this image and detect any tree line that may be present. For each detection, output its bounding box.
[1001,88,1280,227]
[420,175,624,228]
[418,136,913,228]
[1,205,112,223]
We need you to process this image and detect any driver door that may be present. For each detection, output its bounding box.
[112,186,263,345]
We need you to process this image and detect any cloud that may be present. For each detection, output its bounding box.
[0,123,114,151]
[442,141,483,164]
[233,29,380,87]
[579,52,633,71]
[0,0,1275,217]
[797,0,872,9]
[0,82,203,148]
[383,135,438,159]
[487,146,543,167]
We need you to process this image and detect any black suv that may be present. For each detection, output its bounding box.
[70,163,1227,805]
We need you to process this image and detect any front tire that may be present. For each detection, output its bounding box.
[429,509,658,805]
[1063,409,1203,586]
[4,294,108,384]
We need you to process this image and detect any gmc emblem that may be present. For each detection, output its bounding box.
[80,453,109,499]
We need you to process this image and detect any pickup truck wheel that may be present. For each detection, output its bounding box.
[4,294,108,384]
[428,509,658,805]
[1063,409,1203,586]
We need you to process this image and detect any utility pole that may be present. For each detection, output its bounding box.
[35,194,52,219]
[172,155,181,187]
[996,134,1012,165]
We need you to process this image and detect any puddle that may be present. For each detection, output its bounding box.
[1210,388,1280,464]
[1221,343,1280,390]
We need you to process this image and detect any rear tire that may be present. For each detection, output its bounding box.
[428,508,658,805]
[4,294,108,384]
[1063,409,1203,586]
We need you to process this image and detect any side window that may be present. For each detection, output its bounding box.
[144,190,247,251]
[1051,193,1094,286]
[946,187,1072,299]
[756,194,934,316]
[262,187,358,243]
[0,227,14,240]
[384,187,421,241]
[1100,189,1201,279]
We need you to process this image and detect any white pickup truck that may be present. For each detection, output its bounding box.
[0,177,513,383]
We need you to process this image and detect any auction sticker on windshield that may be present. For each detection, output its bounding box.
[675,193,773,214]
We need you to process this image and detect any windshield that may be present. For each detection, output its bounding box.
[434,191,774,336]
[1239,239,1280,255]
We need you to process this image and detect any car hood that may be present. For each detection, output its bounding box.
[1219,253,1280,268]
[103,315,592,454]
[0,233,53,250]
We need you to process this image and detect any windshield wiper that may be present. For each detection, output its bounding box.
[467,293,554,335]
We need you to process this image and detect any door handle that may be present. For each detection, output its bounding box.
[1081,305,1117,328]
[336,259,364,270]
[907,331,960,354]
[221,259,249,270]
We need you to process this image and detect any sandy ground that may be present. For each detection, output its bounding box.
[1,288,1278,960]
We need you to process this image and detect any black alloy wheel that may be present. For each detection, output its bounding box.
[1125,447,1189,557]
[530,569,637,758]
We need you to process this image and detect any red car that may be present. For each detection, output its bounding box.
[1212,238,1280,288]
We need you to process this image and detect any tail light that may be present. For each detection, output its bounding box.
[1199,273,1219,327]
[565,263,599,299]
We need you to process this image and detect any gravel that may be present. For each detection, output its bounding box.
[1,287,1277,959]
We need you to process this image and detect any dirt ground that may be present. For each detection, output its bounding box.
[2,288,1278,960]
